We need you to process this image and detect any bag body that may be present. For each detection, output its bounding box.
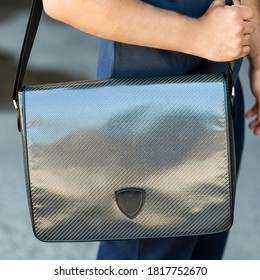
[18,73,235,241]
[13,0,236,242]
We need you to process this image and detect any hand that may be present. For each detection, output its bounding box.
[194,0,255,62]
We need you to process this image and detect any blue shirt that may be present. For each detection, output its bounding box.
[97,0,242,80]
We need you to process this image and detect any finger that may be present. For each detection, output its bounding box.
[245,109,257,118]
[255,126,260,135]
[246,104,258,118]
[251,102,260,121]
[248,118,260,129]
[242,34,252,46]
[239,45,250,58]
[257,106,260,121]
[243,22,255,35]
[239,6,255,21]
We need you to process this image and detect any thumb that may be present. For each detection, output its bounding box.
[211,0,226,7]
[232,0,241,5]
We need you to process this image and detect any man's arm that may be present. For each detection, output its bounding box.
[42,0,254,62]
[243,0,260,135]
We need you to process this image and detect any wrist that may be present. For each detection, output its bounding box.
[179,16,218,61]
[170,16,202,57]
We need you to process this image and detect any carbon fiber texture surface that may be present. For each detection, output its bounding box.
[19,74,235,241]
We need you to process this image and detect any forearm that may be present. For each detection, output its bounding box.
[242,0,260,133]
[242,0,260,68]
[43,0,254,62]
[42,0,197,55]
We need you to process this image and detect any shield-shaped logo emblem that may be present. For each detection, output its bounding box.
[115,187,146,219]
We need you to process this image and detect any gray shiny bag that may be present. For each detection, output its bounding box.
[13,0,236,242]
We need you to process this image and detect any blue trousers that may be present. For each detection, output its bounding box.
[97,79,245,260]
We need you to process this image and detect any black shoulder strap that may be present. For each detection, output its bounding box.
[12,0,43,109]
[12,0,234,109]
[226,0,235,5]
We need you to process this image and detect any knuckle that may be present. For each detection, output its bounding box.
[229,49,243,60]
[245,47,251,56]
[247,7,255,19]
[229,38,243,52]
[228,7,241,20]
[234,24,244,35]
[241,6,254,19]
[233,37,243,48]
